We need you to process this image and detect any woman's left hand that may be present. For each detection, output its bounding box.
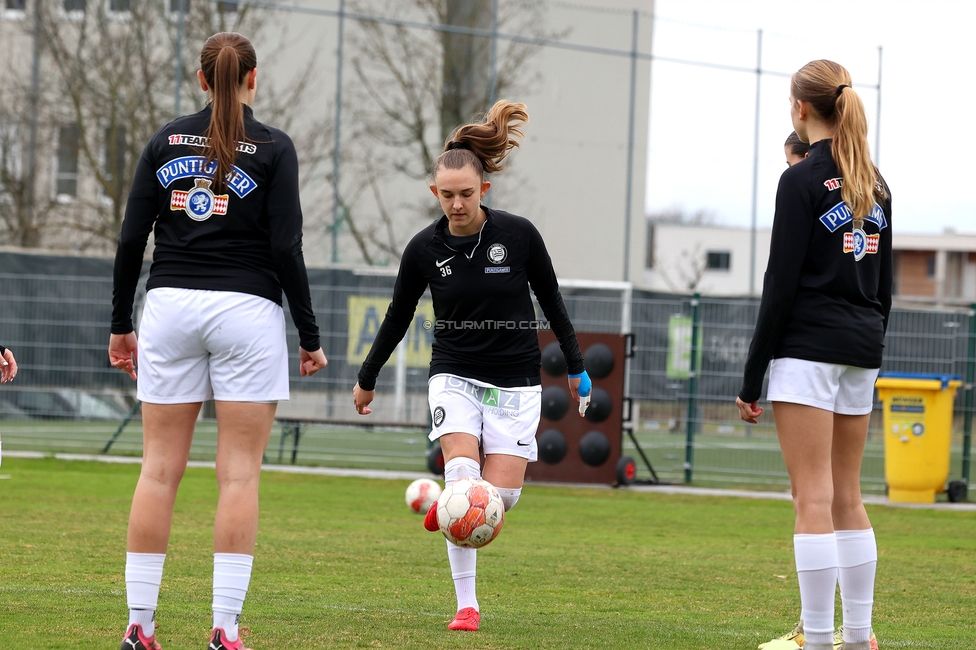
[735,397,763,423]
[109,332,138,381]
[568,370,592,417]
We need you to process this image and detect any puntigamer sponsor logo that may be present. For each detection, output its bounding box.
[156,156,258,198]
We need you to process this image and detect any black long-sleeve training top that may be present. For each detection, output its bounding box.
[358,207,584,391]
[112,105,319,351]
[739,139,892,403]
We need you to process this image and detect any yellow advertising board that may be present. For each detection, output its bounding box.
[346,296,435,368]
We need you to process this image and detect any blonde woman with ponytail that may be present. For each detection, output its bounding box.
[110,32,326,650]
[738,60,890,650]
[353,101,591,632]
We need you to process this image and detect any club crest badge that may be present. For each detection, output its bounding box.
[843,228,879,261]
[487,243,507,264]
[170,177,229,221]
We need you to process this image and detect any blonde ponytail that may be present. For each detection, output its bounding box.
[792,60,886,219]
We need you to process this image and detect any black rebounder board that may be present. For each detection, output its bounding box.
[525,331,627,485]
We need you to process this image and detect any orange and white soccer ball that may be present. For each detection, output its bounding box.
[436,478,505,548]
[405,478,442,514]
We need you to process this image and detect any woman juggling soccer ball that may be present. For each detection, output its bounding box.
[737,60,891,650]
[110,32,326,650]
[353,100,591,632]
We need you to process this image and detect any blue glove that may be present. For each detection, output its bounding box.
[569,370,591,416]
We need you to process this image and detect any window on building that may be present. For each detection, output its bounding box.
[56,124,80,197]
[63,0,86,12]
[5,0,27,11]
[169,0,190,12]
[218,0,238,12]
[109,0,131,11]
[706,250,731,271]
[645,222,655,268]
[103,126,126,197]
[926,255,936,278]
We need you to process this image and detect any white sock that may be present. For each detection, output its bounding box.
[794,533,838,646]
[447,539,478,612]
[126,552,166,630]
[495,486,521,512]
[442,456,481,612]
[837,528,877,643]
[213,553,254,641]
[443,456,481,486]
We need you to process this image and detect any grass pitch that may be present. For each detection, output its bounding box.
[0,457,973,649]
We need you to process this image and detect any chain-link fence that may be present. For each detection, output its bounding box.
[2,251,973,495]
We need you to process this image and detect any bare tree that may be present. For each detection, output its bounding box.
[0,0,332,250]
[337,0,563,265]
[0,84,60,247]
[656,242,708,292]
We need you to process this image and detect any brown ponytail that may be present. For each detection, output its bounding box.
[792,60,885,220]
[199,32,256,192]
[433,100,529,180]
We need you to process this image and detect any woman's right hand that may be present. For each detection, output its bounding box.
[353,382,374,415]
[299,347,328,377]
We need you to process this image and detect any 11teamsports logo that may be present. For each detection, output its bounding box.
[170,177,228,221]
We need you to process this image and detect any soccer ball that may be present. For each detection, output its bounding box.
[405,478,442,514]
[436,478,505,548]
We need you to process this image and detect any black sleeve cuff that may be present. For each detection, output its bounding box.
[299,333,321,352]
[358,370,377,391]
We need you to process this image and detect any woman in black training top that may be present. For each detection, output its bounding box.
[738,60,890,650]
[110,32,326,650]
[353,100,591,633]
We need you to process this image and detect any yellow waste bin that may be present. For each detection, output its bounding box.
[875,373,961,504]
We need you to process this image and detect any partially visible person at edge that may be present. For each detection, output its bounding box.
[0,344,16,384]
[352,100,591,633]
[0,344,16,468]
[109,32,326,650]
[785,130,810,167]
[738,60,890,650]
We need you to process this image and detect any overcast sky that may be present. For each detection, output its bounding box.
[645,0,976,235]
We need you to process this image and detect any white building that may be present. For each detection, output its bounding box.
[644,220,976,305]
[0,1,654,276]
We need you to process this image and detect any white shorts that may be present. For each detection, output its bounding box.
[427,373,542,461]
[767,358,879,415]
[137,287,290,404]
